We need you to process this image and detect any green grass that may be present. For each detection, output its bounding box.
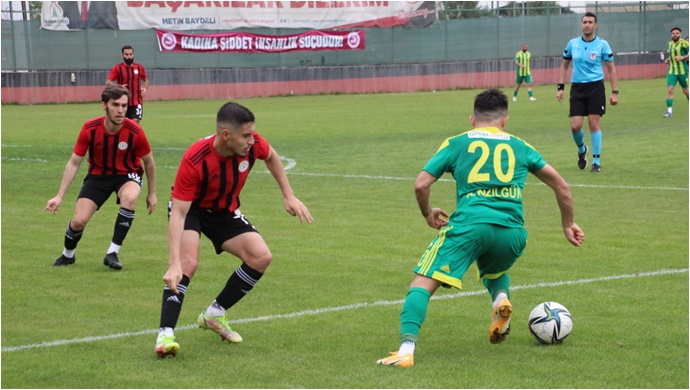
[1,78,688,388]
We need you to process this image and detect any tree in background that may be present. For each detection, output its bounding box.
[441,1,573,20]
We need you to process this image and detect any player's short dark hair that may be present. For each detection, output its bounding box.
[582,12,597,23]
[671,27,682,33]
[121,45,133,53]
[101,85,130,104]
[217,102,255,131]
[473,89,508,122]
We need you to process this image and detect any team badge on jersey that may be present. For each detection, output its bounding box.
[590,52,597,61]
[238,161,250,172]
[118,141,128,150]
[134,69,139,75]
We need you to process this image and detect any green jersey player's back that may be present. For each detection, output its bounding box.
[422,126,546,228]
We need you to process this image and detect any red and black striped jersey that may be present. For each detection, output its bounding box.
[172,133,271,213]
[73,117,151,176]
[107,62,148,107]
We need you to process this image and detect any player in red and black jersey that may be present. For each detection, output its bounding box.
[106,45,148,123]
[45,85,157,270]
[154,102,312,358]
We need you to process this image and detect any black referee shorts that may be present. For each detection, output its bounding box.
[78,174,142,209]
[183,206,260,254]
[569,80,606,117]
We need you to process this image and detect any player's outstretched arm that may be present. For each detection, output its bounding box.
[165,198,191,294]
[264,146,313,224]
[533,164,585,247]
[414,170,448,230]
[44,153,84,214]
[141,152,157,214]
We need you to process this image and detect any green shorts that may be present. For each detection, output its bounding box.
[667,73,688,88]
[516,75,532,84]
[414,223,528,290]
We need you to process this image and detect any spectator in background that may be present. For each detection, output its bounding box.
[662,27,689,118]
[513,43,536,102]
[60,1,119,30]
[106,45,149,123]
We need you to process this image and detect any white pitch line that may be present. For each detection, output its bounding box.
[2,268,686,353]
[254,170,688,191]
[2,143,686,191]
[1,157,49,163]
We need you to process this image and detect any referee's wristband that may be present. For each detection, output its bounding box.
[557,84,565,91]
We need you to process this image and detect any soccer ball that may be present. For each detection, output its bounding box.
[528,302,573,344]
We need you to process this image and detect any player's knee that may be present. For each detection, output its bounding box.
[119,193,139,209]
[180,255,199,277]
[70,217,89,231]
[247,250,272,272]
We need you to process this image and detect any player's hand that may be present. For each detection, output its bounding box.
[664,58,670,64]
[609,93,618,106]
[675,56,684,61]
[556,90,565,103]
[163,266,183,294]
[141,87,147,97]
[425,208,449,229]
[147,193,157,214]
[284,196,313,224]
[44,196,62,214]
[563,223,585,247]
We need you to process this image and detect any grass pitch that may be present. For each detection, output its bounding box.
[1,78,688,388]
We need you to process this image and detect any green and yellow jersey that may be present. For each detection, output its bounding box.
[422,127,545,228]
[668,39,689,75]
[515,50,531,77]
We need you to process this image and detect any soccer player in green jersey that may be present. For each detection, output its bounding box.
[377,89,585,368]
[663,27,689,118]
[513,43,536,101]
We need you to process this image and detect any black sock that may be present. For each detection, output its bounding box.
[112,207,135,246]
[215,263,263,310]
[159,275,190,329]
[64,223,83,251]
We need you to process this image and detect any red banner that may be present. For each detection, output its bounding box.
[156,30,365,54]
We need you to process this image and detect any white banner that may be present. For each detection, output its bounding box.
[41,1,438,31]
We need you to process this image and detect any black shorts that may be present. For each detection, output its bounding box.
[126,104,143,120]
[78,174,142,209]
[569,80,606,117]
[184,206,260,254]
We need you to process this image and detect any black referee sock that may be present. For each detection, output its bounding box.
[64,223,83,251]
[215,263,263,310]
[112,207,135,246]
[159,275,190,329]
